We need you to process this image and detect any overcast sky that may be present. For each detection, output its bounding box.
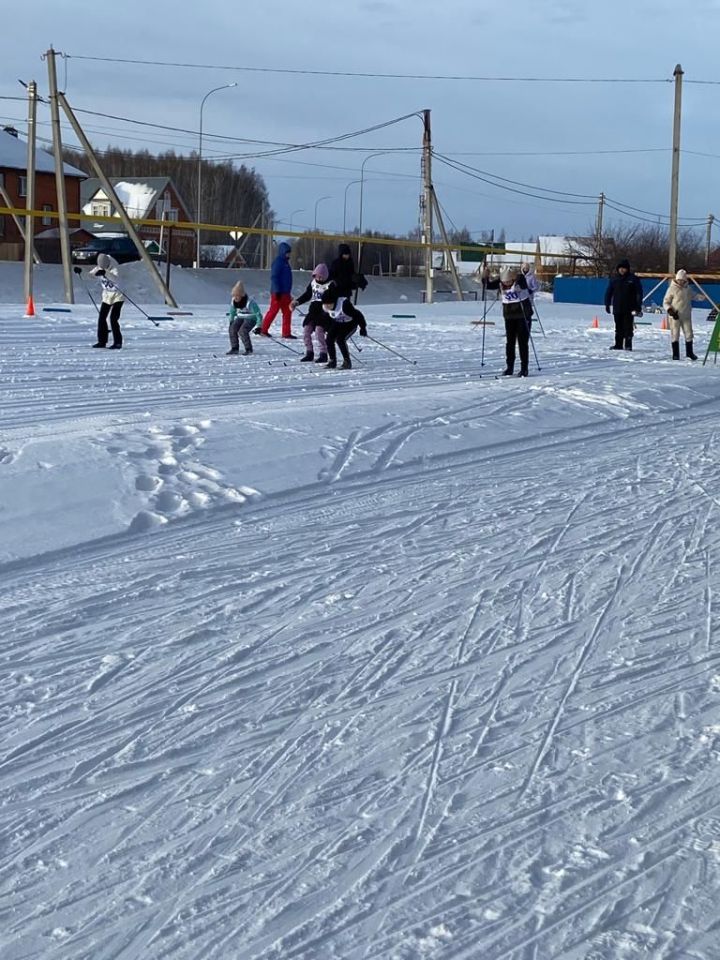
[4,0,720,243]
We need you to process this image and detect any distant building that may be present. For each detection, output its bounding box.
[0,126,86,262]
[81,177,194,265]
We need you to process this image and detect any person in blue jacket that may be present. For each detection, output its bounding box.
[260,241,295,337]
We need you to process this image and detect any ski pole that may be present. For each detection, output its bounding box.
[264,334,303,356]
[74,267,100,314]
[349,335,363,354]
[527,326,542,371]
[112,287,161,327]
[365,334,416,365]
[531,300,547,337]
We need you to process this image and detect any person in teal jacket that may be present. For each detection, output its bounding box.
[228,281,262,355]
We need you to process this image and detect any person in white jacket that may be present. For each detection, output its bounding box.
[90,253,125,349]
[663,269,697,360]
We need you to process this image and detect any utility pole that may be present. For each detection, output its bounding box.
[595,192,605,246]
[706,213,715,269]
[421,109,433,304]
[431,188,463,301]
[23,80,38,303]
[46,48,74,304]
[668,64,684,276]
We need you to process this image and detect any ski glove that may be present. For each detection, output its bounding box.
[95,268,106,277]
[605,305,612,314]
[667,307,679,319]
[73,266,82,275]
[359,327,368,337]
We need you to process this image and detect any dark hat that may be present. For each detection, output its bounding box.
[617,258,630,270]
[338,243,352,256]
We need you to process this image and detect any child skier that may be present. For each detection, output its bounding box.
[320,288,368,370]
[663,269,697,360]
[227,281,262,355]
[290,263,332,363]
[89,253,124,349]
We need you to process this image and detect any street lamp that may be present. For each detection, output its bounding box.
[343,180,362,235]
[357,151,396,262]
[288,208,305,234]
[313,195,332,265]
[196,82,236,268]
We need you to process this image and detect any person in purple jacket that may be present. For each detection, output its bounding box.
[260,241,295,338]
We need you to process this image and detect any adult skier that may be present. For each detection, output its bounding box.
[604,258,644,351]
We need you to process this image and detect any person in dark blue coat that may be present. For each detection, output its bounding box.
[260,241,295,337]
[605,258,644,351]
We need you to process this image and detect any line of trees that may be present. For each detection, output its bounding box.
[570,222,710,276]
[63,146,272,266]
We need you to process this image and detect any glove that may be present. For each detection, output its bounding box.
[667,307,678,320]
[634,311,643,319]
[605,305,611,314]
[95,268,106,277]
[359,327,368,337]
[290,300,297,311]
[73,266,82,275]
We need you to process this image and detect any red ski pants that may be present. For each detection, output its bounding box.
[262,293,293,337]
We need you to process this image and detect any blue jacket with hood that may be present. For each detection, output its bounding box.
[271,242,293,295]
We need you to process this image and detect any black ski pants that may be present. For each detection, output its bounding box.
[97,301,123,346]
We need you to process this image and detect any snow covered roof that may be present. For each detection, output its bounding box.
[0,128,86,177]
[81,177,173,218]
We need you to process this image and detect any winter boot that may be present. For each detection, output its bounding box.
[282,334,298,340]
[325,359,337,369]
[300,351,314,362]
[92,342,106,348]
[686,340,698,361]
[501,367,514,377]
[609,344,622,350]
[109,343,122,350]
[315,352,328,364]
[671,340,680,360]
[226,347,239,355]
[339,360,352,370]
[624,339,633,351]
[243,348,253,355]
[518,368,528,378]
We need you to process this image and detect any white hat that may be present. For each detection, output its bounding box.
[521,262,531,272]
[500,269,514,283]
[675,269,688,282]
[97,253,111,269]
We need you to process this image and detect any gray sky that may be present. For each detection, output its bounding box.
[4,0,720,243]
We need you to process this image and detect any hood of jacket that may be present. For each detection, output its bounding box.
[278,241,292,258]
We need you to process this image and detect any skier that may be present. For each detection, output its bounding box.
[227,281,261,355]
[320,288,368,370]
[329,242,367,299]
[260,241,295,338]
[90,253,124,349]
[663,269,697,361]
[604,258,644,351]
[486,268,532,377]
[290,263,332,363]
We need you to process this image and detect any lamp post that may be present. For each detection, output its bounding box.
[313,195,331,265]
[357,151,396,264]
[288,208,305,234]
[343,180,362,235]
[196,82,236,268]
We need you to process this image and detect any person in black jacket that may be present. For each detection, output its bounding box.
[329,243,366,299]
[320,288,368,369]
[605,258,644,351]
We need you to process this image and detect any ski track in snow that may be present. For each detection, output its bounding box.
[3,304,720,958]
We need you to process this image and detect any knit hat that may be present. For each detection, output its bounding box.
[231,281,246,300]
[521,262,531,272]
[617,258,630,270]
[312,263,329,281]
[97,253,111,269]
[500,268,514,284]
[338,243,352,257]
[675,269,688,282]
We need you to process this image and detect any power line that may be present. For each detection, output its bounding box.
[65,55,672,84]
[433,155,596,206]
[434,153,597,200]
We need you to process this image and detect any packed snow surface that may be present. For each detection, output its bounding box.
[2,290,720,959]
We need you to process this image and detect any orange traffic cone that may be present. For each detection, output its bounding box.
[591,316,599,328]
[660,315,668,330]
[24,295,35,318]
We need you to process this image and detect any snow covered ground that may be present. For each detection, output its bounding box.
[3,290,720,959]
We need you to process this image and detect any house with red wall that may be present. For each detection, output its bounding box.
[0,126,86,262]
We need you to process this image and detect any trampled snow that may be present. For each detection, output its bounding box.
[2,283,720,959]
